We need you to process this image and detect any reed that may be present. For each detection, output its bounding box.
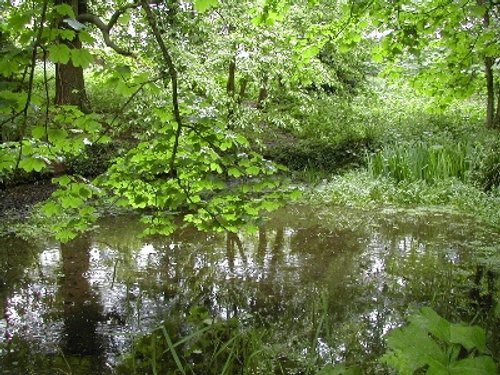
[367,141,474,184]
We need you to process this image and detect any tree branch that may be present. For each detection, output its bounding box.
[77,2,140,57]
[141,0,184,173]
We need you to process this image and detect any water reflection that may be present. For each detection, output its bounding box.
[0,207,498,373]
[59,237,105,360]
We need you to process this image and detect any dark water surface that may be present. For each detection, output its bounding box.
[0,206,498,374]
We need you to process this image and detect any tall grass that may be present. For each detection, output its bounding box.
[367,141,474,184]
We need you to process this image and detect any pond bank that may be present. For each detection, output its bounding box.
[0,181,56,221]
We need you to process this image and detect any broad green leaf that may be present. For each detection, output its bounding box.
[470,5,486,17]
[302,45,319,60]
[54,4,75,18]
[382,323,446,373]
[8,13,32,29]
[70,48,93,68]
[48,44,71,64]
[194,0,218,13]
[32,126,46,139]
[118,13,131,25]
[0,59,19,77]
[228,167,242,178]
[289,190,302,200]
[449,356,497,375]
[78,30,95,44]
[53,175,72,186]
[60,195,83,209]
[56,230,78,242]
[411,307,451,342]
[19,157,46,172]
[59,29,75,41]
[42,202,61,217]
[450,325,488,353]
[246,166,260,175]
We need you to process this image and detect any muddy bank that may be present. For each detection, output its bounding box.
[0,181,56,220]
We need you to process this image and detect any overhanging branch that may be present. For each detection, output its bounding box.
[77,2,140,57]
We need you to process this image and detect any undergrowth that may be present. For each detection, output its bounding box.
[302,172,500,229]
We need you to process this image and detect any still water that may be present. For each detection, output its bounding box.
[0,206,498,374]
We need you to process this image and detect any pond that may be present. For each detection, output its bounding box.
[0,205,498,374]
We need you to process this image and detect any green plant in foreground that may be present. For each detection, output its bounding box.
[382,307,497,374]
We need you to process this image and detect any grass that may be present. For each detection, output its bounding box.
[302,171,500,229]
[116,308,339,375]
[366,141,474,183]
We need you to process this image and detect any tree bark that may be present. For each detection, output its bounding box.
[484,57,495,129]
[495,88,500,129]
[54,0,90,112]
[481,1,495,128]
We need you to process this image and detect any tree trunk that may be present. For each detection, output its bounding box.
[495,88,500,129]
[482,2,495,128]
[484,57,495,129]
[227,57,236,95]
[54,0,90,112]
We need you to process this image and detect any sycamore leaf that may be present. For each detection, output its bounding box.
[194,0,218,13]
[70,49,93,68]
[48,44,71,64]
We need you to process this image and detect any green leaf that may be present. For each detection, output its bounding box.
[118,13,131,25]
[9,13,32,29]
[228,167,242,178]
[59,29,75,41]
[382,323,446,373]
[470,5,486,17]
[411,307,451,342]
[70,48,93,68]
[53,175,72,186]
[60,195,83,209]
[78,30,95,44]
[289,190,302,200]
[246,166,260,175]
[19,157,46,172]
[194,0,218,13]
[449,356,497,375]
[48,44,71,64]
[32,126,46,139]
[56,229,78,242]
[42,202,61,217]
[302,45,319,60]
[450,325,488,353]
[54,4,75,18]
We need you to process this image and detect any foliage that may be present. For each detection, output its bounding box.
[382,307,497,374]
[117,305,331,375]
[367,141,474,184]
[303,171,500,228]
